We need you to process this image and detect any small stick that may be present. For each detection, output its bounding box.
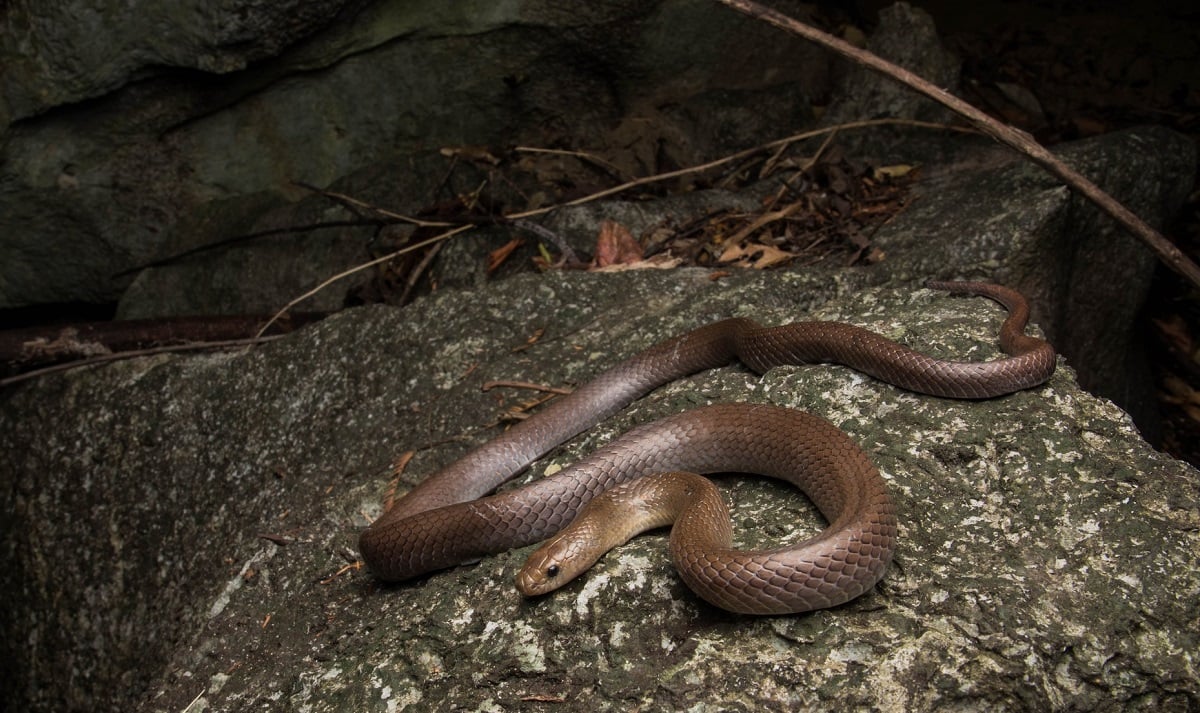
[0,335,284,387]
[292,182,456,228]
[481,380,574,395]
[506,118,973,221]
[397,239,446,306]
[509,218,581,265]
[513,145,631,183]
[255,224,474,337]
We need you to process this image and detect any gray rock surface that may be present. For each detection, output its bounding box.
[823,2,960,125]
[2,268,1197,712]
[0,1,350,123]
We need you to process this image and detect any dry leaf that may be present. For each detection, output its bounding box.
[718,242,794,269]
[875,164,916,179]
[487,238,524,273]
[718,242,751,263]
[1161,375,1200,421]
[593,220,643,267]
[721,201,804,248]
[747,243,795,268]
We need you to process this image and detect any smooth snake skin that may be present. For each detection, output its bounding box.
[358,281,1056,614]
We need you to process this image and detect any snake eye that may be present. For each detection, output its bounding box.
[546,565,560,578]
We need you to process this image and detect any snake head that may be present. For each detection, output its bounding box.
[514,529,601,596]
[515,473,695,598]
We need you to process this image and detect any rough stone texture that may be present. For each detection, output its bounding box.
[114,204,377,319]
[823,2,960,125]
[2,269,1198,712]
[0,0,352,124]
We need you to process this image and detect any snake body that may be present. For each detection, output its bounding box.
[359,281,1056,613]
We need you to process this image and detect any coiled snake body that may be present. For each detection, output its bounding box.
[359,281,1055,614]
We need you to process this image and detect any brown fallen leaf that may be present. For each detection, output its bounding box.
[718,242,795,269]
[875,163,916,179]
[593,219,643,267]
[720,201,804,248]
[717,242,749,263]
[748,243,795,268]
[487,238,524,273]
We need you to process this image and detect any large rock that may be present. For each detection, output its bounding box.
[2,268,1197,712]
[0,0,827,309]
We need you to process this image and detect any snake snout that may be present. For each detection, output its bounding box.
[515,537,578,596]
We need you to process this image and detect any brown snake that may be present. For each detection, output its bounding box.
[359,281,1056,614]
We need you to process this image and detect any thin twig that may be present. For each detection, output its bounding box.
[481,380,575,395]
[1,335,284,387]
[113,220,375,278]
[509,218,581,265]
[255,224,475,337]
[507,118,973,221]
[397,240,446,306]
[495,392,561,422]
[513,145,631,183]
[714,0,1200,289]
[721,201,806,248]
[292,182,457,228]
[181,689,205,713]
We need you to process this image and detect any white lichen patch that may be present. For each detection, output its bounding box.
[573,567,613,618]
[448,607,475,633]
[416,650,444,676]
[370,674,408,712]
[871,641,923,713]
[207,671,230,694]
[431,336,489,390]
[207,546,276,619]
[660,631,676,654]
[1041,439,1083,463]
[828,641,876,664]
[1056,515,1100,551]
[609,621,627,647]
[480,619,546,674]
